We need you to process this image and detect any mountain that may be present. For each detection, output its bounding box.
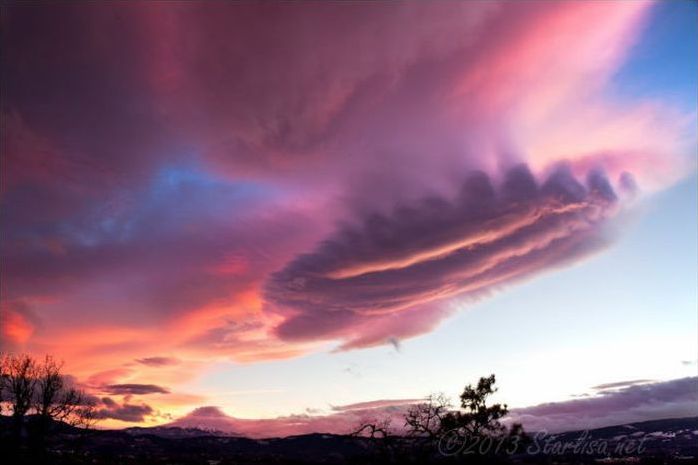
[124,425,232,438]
[528,416,698,458]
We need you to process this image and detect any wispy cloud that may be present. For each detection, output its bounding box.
[104,384,171,396]
[135,357,180,367]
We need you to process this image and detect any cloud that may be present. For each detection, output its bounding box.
[508,377,698,432]
[0,300,37,348]
[96,397,154,423]
[1,1,693,401]
[135,356,180,367]
[331,399,422,412]
[104,384,171,395]
[591,379,654,391]
[266,165,621,348]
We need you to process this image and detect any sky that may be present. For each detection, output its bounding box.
[1,1,697,435]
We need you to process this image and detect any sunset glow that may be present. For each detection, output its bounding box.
[1,0,696,437]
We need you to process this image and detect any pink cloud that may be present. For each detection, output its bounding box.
[0,300,36,348]
[1,1,693,411]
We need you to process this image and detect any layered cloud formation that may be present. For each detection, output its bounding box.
[508,377,698,432]
[1,1,694,423]
[268,165,623,348]
[166,377,698,438]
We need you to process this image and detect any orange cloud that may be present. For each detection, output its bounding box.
[0,302,35,346]
[1,1,693,428]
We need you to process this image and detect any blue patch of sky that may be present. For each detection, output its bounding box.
[61,162,277,247]
[611,1,697,114]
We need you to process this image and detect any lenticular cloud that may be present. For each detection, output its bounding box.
[266,164,624,348]
[2,0,693,372]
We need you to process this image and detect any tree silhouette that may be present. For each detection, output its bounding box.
[353,416,393,440]
[441,374,508,436]
[32,355,96,444]
[0,353,97,447]
[1,353,37,439]
[404,393,452,439]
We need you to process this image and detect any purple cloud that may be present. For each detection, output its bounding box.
[104,384,170,395]
[2,1,689,387]
[97,397,154,423]
[508,377,698,432]
[266,165,621,348]
[135,356,180,367]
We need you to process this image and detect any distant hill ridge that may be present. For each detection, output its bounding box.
[123,416,698,440]
[3,415,696,463]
